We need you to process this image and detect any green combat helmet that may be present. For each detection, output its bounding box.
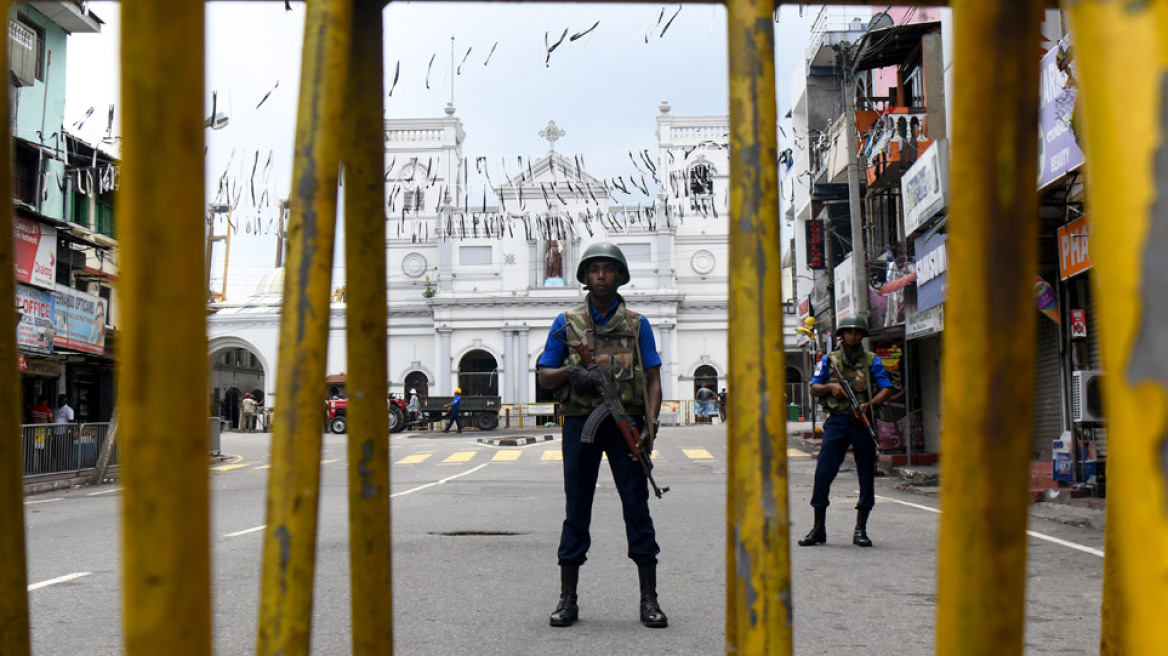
[575,242,630,286]
[835,313,870,338]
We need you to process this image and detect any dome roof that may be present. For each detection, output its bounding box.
[255,267,285,296]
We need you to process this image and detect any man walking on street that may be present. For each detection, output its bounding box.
[537,241,667,629]
[800,314,892,548]
[442,388,462,434]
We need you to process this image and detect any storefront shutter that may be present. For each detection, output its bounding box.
[1032,315,1063,460]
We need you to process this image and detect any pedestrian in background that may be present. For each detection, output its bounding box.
[241,393,258,433]
[718,388,728,422]
[407,388,420,426]
[536,241,667,629]
[695,383,716,423]
[442,388,462,434]
[800,314,892,548]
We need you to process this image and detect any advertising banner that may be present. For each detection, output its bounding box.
[13,216,56,288]
[901,139,949,237]
[53,284,106,355]
[1057,215,1092,279]
[834,254,856,324]
[1038,37,1085,189]
[915,233,948,312]
[16,284,55,354]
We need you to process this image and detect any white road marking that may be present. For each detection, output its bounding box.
[875,494,1104,558]
[28,572,91,591]
[25,498,62,505]
[223,525,266,538]
[391,464,489,498]
[87,487,123,496]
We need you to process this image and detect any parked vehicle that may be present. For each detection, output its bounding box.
[418,395,501,431]
[325,396,410,434]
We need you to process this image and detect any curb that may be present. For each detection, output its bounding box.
[477,434,555,447]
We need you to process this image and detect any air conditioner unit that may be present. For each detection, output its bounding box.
[1071,370,1105,424]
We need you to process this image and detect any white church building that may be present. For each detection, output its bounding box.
[206,102,746,423]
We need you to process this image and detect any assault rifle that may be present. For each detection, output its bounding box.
[569,341,669,499]
[828,358,880,446]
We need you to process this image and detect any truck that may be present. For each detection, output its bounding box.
[326,396,411,434]
[419,395,501,431]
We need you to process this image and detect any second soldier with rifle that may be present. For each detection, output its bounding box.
[801,314,892,548]
[536,241,668,629]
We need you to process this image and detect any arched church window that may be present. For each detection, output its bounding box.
[689,164,714,196]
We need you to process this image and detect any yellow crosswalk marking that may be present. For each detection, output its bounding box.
[492,450,522,462]
[396,454,432,465]
[321,459,339,465]
[213,463,249,472]
[254,464,271,470]
[542,450,563,461]
[787,448,812,458]
[682,449,715,460]
[442,451,478,463]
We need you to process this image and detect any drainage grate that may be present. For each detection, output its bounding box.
[428,530,523,537]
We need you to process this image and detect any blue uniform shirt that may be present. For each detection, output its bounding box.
[537,298,662,370]
[810,352,894,390]
[450,393,461,411]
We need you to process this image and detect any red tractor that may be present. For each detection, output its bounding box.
[326,396,410,434]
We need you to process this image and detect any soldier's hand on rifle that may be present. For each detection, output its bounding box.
[830,383,847,398]
[566,365,605,394]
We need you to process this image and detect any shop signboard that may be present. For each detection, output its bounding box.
[834,254,856,323]
[23,357,61,377]
[805,218,826,269]
[16,284,54,354]
[53,284,106,355]
[1057,215,1092,279]
[13,216,56,289]
[901,139,949,238]
[1038,36,1085,189]
[906,304,944,340]
[915,233,948,312]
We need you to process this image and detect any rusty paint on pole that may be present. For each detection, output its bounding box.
[1066,3,1168,653]
[935,2,1042,654]
[256,0,353,654]
[725,0,792,652]
[343,1,392,653]
[0,0,29,650]
[119,1,211,654]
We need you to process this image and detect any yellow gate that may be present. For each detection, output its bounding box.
[0,1,1162,654]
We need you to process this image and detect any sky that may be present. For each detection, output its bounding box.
[64,2,820,301]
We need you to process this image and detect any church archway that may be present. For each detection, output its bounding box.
[458,349,498,397]
[404,371,430,399]
[693,364,719,398]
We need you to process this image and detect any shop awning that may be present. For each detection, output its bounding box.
[878,272,917,295]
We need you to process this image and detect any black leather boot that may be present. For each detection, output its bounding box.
[637,564,668,628]
[549,565,579,627]
[853,508,873,547]
[798,507,827,546]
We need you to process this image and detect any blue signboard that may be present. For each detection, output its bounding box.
[915,233,947,312]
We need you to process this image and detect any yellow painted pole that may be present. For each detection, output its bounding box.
[255,0,353,653]
[0,0,29,650]
[1065,3,1168,653]
[343,1,392,653]
[725,0,792,652]
[936,2,1042,654]
[119,1,211,654]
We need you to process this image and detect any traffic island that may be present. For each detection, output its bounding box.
[477,434,555,447]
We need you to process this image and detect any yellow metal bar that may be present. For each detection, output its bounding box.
[724,0,792,652]
[256,0,353,653]
[935,2,1042,654]
[119,1,211,654]
[1065,3,1168,653]
[0,0,29,649]
[343,1,392,653]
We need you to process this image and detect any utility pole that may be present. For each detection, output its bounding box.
[275,199,289,268]
[840,42,869,320]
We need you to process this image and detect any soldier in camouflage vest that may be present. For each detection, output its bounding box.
[800,314,893,548]
[536,242,667,629]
